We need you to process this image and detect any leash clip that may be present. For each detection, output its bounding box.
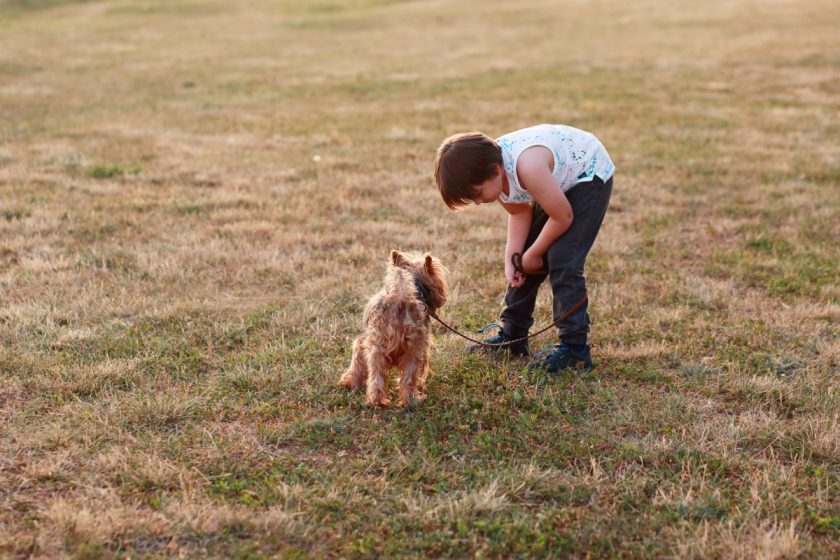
[511,252,525,275]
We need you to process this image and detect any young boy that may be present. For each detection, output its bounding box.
[433,124,614,373]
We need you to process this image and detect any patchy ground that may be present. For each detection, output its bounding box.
[1,0,838,557]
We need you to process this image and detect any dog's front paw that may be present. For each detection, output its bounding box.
[399,391,426,407]
[365,395,391,408]
[365,382,390,407]
[338,372,362,390]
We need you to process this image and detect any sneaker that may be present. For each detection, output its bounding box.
[527,343,593,374]
[466,323,530,357]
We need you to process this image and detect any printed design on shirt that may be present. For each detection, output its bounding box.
[498,124,613,199]
[552,149,565,169]
[577,154,598,180]
[499,138,516,175]
[498,137,534,203]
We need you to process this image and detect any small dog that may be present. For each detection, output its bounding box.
[339,250,448,407]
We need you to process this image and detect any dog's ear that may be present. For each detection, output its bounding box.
[424,254,447,281]
[391,250,411,269]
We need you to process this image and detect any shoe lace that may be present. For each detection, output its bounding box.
[477,322,503,334]
[531,343,565,361]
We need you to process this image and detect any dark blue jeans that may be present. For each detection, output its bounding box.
[500,175,613,345]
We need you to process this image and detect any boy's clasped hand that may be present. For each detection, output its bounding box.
[508,250,548,288]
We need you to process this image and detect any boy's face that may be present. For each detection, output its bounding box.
[471,165,505,205]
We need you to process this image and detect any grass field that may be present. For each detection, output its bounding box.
[1,0,839,557]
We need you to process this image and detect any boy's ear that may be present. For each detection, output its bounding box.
[391,250,410,269]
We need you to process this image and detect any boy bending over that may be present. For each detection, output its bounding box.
[433,124,614,373]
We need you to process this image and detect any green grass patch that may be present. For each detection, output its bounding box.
[87,164,140,179]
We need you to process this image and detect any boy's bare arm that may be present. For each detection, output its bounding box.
[499,200,532,286]
[516,147,574,270]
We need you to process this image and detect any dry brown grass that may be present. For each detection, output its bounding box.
[1,0,839,557]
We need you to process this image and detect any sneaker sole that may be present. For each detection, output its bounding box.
[527,359,593,374]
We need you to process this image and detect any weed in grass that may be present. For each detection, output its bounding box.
[87,164,140,179]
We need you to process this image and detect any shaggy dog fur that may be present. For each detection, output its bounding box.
[339,250,448,407]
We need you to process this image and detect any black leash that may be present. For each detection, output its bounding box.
[427,295,588,348]
[418,252,587,348]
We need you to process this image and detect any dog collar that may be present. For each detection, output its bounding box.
[413,275,433,311]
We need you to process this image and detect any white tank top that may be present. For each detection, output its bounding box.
[496,124,614,204]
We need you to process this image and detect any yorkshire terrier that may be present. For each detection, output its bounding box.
[339,250,448,407]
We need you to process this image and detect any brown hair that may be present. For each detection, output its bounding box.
[433,132,503,210]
